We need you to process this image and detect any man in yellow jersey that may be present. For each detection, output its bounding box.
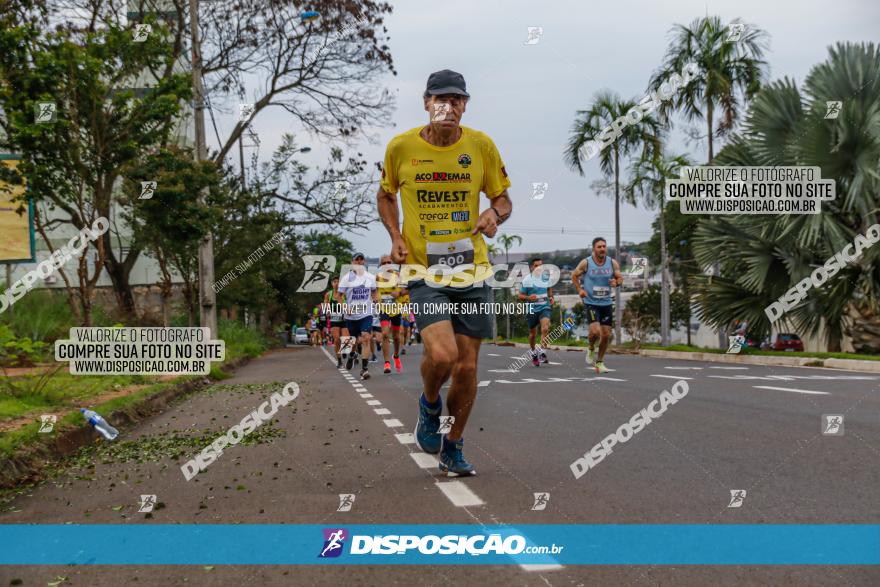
[377,69,513,476]
[377,254,406,374]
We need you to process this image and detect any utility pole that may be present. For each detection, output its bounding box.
[239,135,246,187]
[188,0,217,338]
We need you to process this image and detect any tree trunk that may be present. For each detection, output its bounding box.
[613,147,622,344]
[102,237,141,322]
[659,200,670,346]
[706,103,714,164]
[505,249,510,340]
[157,254,173,327]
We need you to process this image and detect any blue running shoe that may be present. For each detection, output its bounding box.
[439,436,475,476]
[414,395,442,454]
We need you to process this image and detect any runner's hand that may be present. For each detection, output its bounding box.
[577,289,587,298]
[390,236,408,263]
[472,208,498,238]
[528,294,538,301]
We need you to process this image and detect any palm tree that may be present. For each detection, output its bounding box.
[625,149,691,345]
[497,233,522,340]
[486,243,501,264]
[649,16,768,164]
[565,92,662,342]
[649,16,767,347]
[691,42,880,352]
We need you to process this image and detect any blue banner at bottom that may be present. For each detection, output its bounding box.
[0,524,877,565]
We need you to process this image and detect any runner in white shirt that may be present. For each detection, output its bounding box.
[337,252,379,380]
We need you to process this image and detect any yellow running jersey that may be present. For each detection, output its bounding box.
[380,126,511,286]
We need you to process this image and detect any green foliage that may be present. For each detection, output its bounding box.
[218,319,270,360]
[0,324,49,367]
[623,285,691,342]
[692,42,880,350]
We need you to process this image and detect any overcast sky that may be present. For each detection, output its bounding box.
[244,0,879,257]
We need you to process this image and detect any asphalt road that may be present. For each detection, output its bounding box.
[2,343,879,586]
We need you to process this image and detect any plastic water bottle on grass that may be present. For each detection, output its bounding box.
[80,408,118,440]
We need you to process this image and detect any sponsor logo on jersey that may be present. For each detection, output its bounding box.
[458,153,472,168]
[411,158,435,166]
[451,211,470,222]
[430,229,452,236]
[414,171,472,183]
[416,189,469,203]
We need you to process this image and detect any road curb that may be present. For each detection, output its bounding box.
[0,355,252,490]
[638,349,880,373]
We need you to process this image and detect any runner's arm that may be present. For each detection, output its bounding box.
[610,259,624,287]
[572,259,588,296]
[377,186,407,263]
[472,190,512,238]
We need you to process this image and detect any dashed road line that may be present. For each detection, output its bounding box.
[395,433,416,444]
[651,374,695,380]
[366,399,382,405]
[374,408,392,415]
[754,385,831,396]
[410,453,439,469]
[383,418,403,427]
[435,480,484,506]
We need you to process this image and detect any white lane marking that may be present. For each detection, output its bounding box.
[383,418,403,427]
[651,374,694,381]
[410,453,439,469]
[395,433,416,444]
[494,376,627,384]
[709,366,749,370]
[435,480,485,507]
[477,380,491,388]
[374,408,391,415]
[488,369,516,373]
[753,385,831,396]
[547,361,563,365]
[711,374,876,381]
[521,564,565,571]
[488,353,502,357]
[366,399,382,406]
[353,385,367,390]
[360,393,374,398]
[664,366,703,370]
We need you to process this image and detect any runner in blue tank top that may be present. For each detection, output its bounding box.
[517,257,555,367]
[572,237,622,373]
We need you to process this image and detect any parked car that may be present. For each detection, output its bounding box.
[294,327,309,345]
[762,333,804,352]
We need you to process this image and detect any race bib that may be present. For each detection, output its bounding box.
[592,286,610,298]
[426,238,475,269]
[381,295,394,304]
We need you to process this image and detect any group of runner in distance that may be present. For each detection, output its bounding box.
[308,69,623,476]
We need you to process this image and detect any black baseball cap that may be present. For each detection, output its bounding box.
[425,69,470,98]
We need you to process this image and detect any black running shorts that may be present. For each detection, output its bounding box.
[586,304,614,327]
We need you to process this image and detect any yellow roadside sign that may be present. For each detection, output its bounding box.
[0,154,35,263]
